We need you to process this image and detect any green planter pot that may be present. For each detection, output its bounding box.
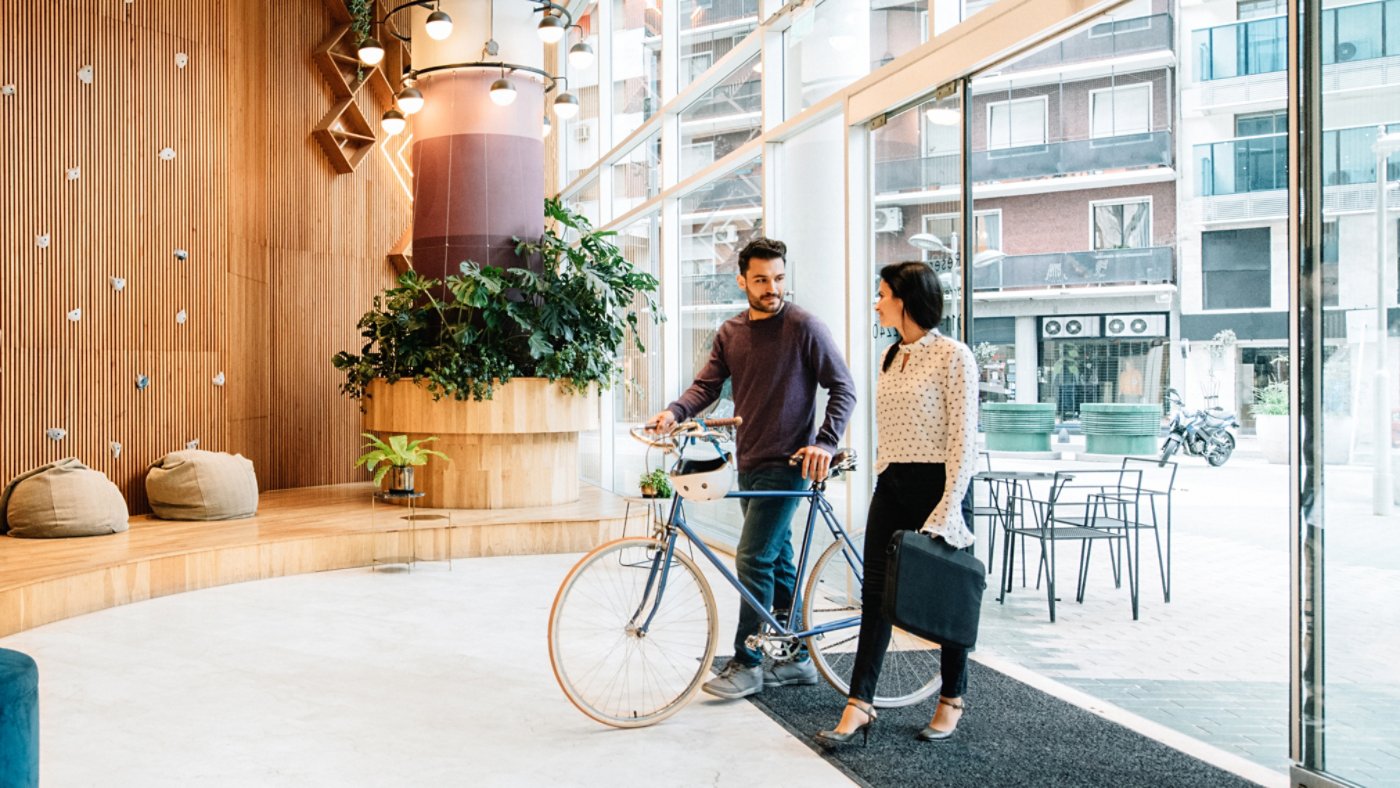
[982,402,1056,452]
[1080,403,1161,456]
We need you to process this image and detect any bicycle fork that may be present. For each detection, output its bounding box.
[626,533,680,638]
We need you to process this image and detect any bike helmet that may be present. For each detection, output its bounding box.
[669,454,735,502]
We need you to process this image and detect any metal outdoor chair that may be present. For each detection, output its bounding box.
[972,451,1004,574]
[999,468,1145,621]
[1120,457,1178,603]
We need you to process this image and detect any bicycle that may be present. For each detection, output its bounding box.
[547,417,942,728]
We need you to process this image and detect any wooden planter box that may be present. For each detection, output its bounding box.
[363,378,599,509]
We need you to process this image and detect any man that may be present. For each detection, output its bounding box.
[649,237,856,700]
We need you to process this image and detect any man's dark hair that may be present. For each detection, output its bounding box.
[879,261,945,372]
[737,237,787,275]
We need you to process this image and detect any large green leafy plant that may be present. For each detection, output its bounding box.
[333,199,661,402]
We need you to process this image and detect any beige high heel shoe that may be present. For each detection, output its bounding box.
[815,699,878,747]
[916,697,965,742]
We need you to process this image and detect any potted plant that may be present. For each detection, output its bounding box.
[332,199,661,508]
[638,468,672,499]
[1252,382,1289,465]
[355,433,451,493]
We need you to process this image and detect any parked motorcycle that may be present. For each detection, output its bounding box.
[1159,388,1240,467]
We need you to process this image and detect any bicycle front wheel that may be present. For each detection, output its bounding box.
[548,537,719,728]
[803,536,942,708]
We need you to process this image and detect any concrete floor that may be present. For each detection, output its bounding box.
[0,554,851,787]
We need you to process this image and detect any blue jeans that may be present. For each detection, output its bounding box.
[732,465,808,667]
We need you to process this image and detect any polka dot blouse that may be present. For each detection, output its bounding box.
[875,329,979,548]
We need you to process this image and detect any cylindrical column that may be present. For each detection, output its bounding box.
[409,0,547,279]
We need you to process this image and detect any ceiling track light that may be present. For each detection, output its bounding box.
[538,12,566,44]
[396,85,424,115]
[489,68,517,106]
[357,36,386,67]
[381,108,407,136]
[424,8,453,40]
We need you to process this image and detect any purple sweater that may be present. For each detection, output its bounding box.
[667,303,856,472]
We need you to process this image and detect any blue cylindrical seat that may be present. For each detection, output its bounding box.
[0,648,39,788]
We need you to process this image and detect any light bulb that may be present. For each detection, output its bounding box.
[569,41,595,70]
[489,77,517,106]
[396,86,424,115]
[538,14,566,44]
[381,108,406,136]
[542,115,552,138]
[357,38,386,66]
[553,91,580,119]
[425,9,453,40]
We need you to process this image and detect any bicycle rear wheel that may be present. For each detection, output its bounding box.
[548,537,719,728]
[803,536,942,708]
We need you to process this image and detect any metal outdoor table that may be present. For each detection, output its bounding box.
[973,470,1062,592]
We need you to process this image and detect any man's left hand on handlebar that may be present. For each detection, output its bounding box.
[793,446,833,482]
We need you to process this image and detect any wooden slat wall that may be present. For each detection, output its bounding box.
[1,0,410,510]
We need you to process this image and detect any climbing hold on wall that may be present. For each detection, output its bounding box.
[175,53,188,68]
[175,308,187,325]
[186,438,200,450]
[46,428,67,441]
[36,234,50,249]
[159,147,176,161]
[173,248,188,261]
[66,166,80,181]
[66,308,81,322]
[136,373,149,390]
[212,371,225,386]
[111,276,126,291]
[111,442,122,458]
[78,65,93,84]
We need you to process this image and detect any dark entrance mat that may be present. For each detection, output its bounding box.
[719,655,1261,788]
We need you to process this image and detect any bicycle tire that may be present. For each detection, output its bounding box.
[548,537,719,728]
[802,536,942,708]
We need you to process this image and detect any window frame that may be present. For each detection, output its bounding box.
[1088,82,1153,140]
[1088,196,1153,251]
[986,95,1049,151]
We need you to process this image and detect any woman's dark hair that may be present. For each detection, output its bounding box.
[879,261,944,372]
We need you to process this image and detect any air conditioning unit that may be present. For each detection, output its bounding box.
[574,121,592,143]
[1336,41,1359,61]
[713,225,738,243]
[1104,313,1167,338]
[873,207,904,233]
[1041,315,1101,338]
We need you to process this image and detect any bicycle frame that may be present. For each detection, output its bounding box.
[631,484,864,645]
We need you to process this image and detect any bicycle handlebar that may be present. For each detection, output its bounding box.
[628,417,743,450]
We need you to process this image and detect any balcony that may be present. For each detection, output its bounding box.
[1195,125,1400,197]
[1003,13,1173,73]
[972,246,1174,292]
[875,131,1173,193]
[1193,0,1399,82]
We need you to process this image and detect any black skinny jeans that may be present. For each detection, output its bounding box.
[847,463,970,704]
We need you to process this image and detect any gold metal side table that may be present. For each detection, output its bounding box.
[371,490,454,571]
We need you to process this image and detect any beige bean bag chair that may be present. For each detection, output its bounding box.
[0,458,129,538]
[146,450,258,520]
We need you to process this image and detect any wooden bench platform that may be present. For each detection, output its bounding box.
[0,483,632,638]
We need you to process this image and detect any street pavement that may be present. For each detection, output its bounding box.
[971,440,1400,786]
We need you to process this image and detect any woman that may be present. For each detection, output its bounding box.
[816,260,978,745]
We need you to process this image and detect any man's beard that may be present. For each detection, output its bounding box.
[748,293,784,313]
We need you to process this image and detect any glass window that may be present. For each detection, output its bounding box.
[676,158,763,543]
[612,211,664,494]
[678,0,760,91]
[870,1,929,67]
[1236,110,1287,137]
[611,0,663,145]
[1092,200,1151,250]
[987,96,1048,150]
[1090,83,1152,138]
[567,176,602,237]
[784,0,885,116]
[611,132,662,218]
[1202,228,1271,309]
[565,2,602,185]
[1237,0,1283,20]
[678,54,762,181]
